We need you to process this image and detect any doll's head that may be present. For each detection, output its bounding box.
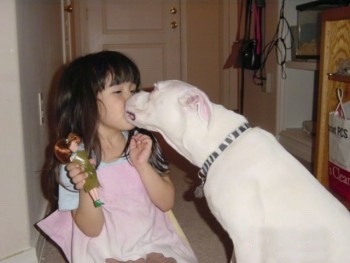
[54,133,81,164]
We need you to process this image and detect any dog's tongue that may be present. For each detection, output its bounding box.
[126,111,136,121]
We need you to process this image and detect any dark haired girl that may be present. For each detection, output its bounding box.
[37,51,197,263]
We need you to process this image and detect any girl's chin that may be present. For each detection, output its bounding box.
[124,122,136,130]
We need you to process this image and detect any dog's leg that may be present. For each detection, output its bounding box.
[233,237,263,263]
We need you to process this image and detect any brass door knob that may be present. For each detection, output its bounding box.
[170,7,177,14]
[170,21,178,29]
[64,5,73,13]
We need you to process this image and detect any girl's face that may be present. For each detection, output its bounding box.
[97,78,137,135]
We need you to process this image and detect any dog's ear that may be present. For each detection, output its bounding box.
[179,88,213,124]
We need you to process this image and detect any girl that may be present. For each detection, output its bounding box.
[37,51,197,263]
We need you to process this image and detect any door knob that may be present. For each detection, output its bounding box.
[170,21,178,29]
[64,5,73,13]
[170,7,177,14]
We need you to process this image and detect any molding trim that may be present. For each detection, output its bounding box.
[222,0,239,111]
[0,249,37,263]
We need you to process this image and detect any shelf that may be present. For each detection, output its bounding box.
[328,74,350,83]
[285,61,319,71]
[279,128,314,163]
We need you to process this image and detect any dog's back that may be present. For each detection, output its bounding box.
[204,127,350,262]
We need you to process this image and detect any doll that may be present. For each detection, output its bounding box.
[55,132,104,207]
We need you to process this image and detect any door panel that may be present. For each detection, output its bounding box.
[84,0,181,87]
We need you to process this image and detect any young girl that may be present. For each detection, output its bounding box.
[37,51,197,263]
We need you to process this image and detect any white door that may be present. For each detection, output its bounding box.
[78,0,181,88]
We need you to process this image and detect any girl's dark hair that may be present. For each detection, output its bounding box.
[41,51,169,212]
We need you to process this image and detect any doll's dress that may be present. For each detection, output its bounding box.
[70,144,101,192]
[71,150,100,190]
[70,149,104,207]
[37,157,197,263]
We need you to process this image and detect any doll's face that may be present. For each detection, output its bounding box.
[69,141,79,153]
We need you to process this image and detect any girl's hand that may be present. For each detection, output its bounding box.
[66,159,96,190]
[129,133,152,168]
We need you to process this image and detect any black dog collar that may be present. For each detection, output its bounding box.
[194,122,250,198]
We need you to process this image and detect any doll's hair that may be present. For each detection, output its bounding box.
[54,133,81,164]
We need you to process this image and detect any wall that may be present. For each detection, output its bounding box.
[185,0,222,104]
[183,0,280,133]
[242,1,315,135]
[279,0,317,132]
[0,0,63,261]
[243,1,279,133]
[0,1,28,260]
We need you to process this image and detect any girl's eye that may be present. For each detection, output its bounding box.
[131,89,137,94]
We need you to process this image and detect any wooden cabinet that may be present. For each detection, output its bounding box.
[314,6,350,207]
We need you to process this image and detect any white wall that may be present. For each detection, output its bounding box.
[0,0,63,261]
[243,1,279,133]
[279,0,317,131]
[185,0,223,105]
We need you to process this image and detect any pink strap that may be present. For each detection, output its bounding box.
[253,3,261,54]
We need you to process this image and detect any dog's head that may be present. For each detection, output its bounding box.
[125,80,213,163]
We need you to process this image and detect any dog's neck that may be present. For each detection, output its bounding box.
[170,103,249,168]
[192,121,250,197]
[199,122,250,176]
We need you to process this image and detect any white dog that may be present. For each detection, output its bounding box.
[125,80,350,263]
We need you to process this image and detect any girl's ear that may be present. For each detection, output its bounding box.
[179,88,213,125]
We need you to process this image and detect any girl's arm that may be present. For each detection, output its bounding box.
[66,163,105,237]
[129,133,175,211]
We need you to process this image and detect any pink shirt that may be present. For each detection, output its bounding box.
[37,157,197,263]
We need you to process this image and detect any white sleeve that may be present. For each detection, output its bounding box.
[58,164,79,211]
